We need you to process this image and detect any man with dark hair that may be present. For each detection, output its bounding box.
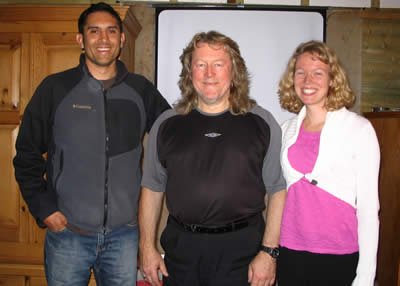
[78,1,123,34]
[13,2,169,285]
[139,31,286,286]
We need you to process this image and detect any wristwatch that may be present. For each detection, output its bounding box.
[259,245,279,259]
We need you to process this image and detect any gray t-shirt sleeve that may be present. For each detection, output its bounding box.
[250,105,287,195]
[141,109,178,192]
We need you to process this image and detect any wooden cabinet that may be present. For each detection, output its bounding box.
[30,277,97,286]
[364,112,400,286]
[0,5,140,285]
[0,275,25,286]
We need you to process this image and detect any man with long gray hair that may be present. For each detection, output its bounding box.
[139,31,286,286]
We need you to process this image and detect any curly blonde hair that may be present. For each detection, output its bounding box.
[278,40,355,113]
[175,31,255,115]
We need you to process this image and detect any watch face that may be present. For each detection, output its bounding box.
[271,248,279,258]
[260,246,279,258]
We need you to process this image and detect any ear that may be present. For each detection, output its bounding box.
[120,32,126,49]
[76,33,84,50]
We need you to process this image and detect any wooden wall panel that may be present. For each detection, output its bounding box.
[0,5,128,22]
[30,277,47,286]
[30,33,48,96]
[0,275,25,286]
[365,112,400,286]
[19,33,30,118]
[29,277,97,286]
[0,125,19,243]
[361,11,400,112]
[326,9,362,113]
[47,46,81,75]
[0,43,20,124]
[0,47,13,104]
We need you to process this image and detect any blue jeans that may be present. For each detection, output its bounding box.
[44,224,138,286]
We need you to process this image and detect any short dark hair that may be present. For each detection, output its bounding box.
[78,2,123,34]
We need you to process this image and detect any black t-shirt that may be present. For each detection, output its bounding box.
[142,106,286,225]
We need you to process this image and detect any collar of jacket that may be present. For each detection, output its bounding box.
[78,53,129,87]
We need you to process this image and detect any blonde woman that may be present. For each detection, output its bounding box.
[277,41,380,286]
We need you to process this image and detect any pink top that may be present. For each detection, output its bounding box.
[280,125,359,254]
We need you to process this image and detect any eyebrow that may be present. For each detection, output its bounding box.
[193,58,227,62]
[86,25,119,30]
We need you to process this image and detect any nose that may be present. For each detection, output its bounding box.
[206,65,214,77]
[304,73,312,83]
[99,30,109,42]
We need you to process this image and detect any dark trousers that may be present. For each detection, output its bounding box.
[161,214,265,286]
[277,246,359,286]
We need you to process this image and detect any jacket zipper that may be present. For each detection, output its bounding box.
[54,150,64,190]
[103,88,109,233]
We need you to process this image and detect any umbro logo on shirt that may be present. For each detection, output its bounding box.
[72,104,92,110]
[204,132,222,138]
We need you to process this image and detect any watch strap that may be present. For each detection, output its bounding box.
[259,245,279,258]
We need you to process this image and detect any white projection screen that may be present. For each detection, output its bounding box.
[156,7,325,124]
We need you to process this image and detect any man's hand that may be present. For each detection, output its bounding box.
[248,251,276,286]
[43,211,67,231]
[138,187,167,286]
[139,247,168,286]
[248,189,286,285]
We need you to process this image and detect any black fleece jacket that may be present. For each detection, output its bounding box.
[13,54,169,232]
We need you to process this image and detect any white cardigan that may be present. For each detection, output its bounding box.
[281,106,380,286]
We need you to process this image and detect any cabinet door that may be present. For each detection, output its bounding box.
[0,275,25,286]
[24,31,82,246]
[0,123,45,264]
[365,112,400,286]
[30,277,47,286]
[29,32,81,100]
[0,125,20,243]
[0,33,20,119]
[0,33,34,256]
[0,31,82,264]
